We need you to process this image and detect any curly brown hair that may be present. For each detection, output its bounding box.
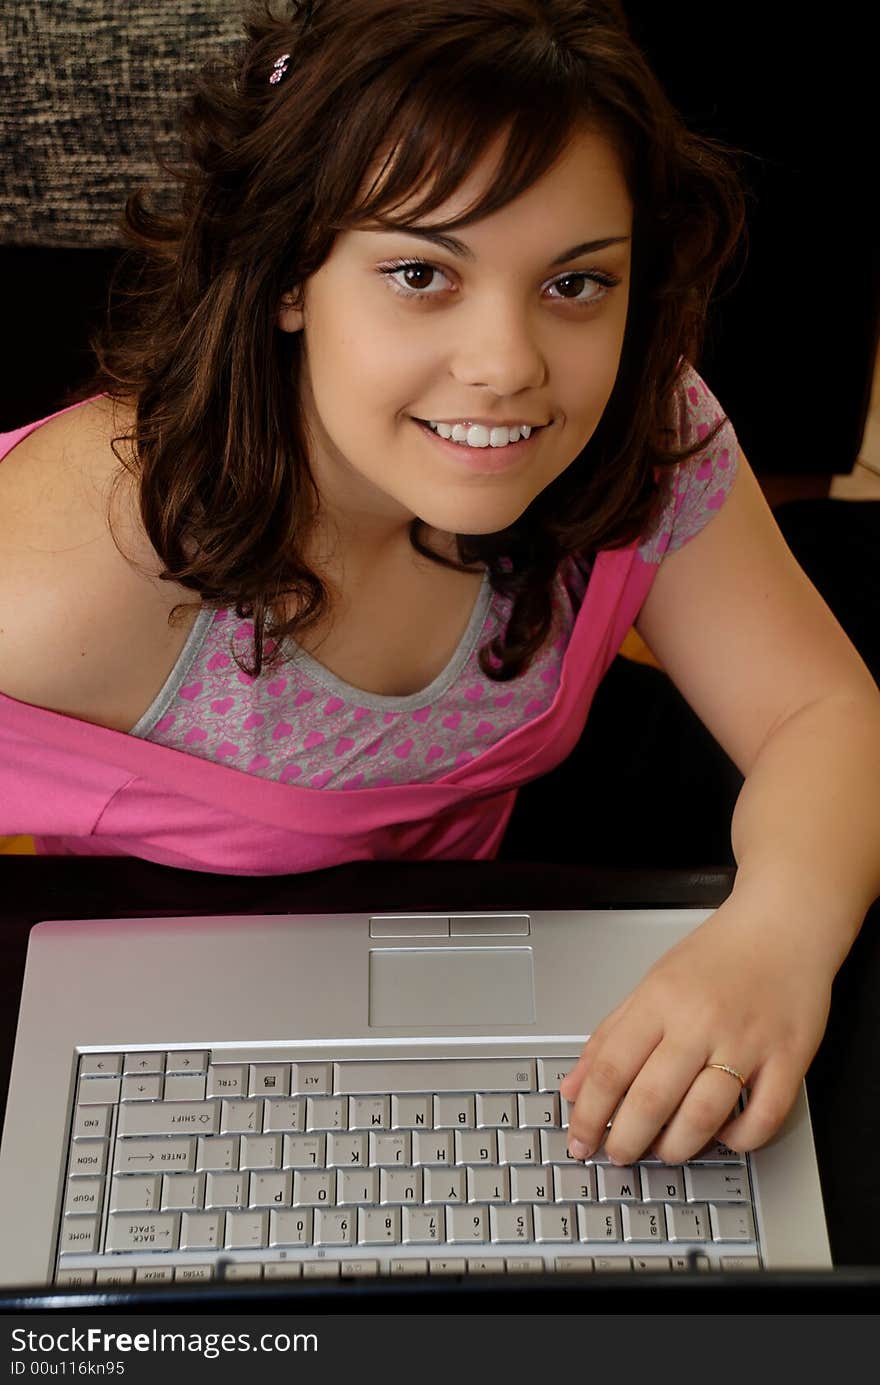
[61,0,755,681]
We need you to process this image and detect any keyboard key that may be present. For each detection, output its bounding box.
[64,1179,103,1216]
[106,1213,179,1252]
[577,1204,621,1242]
[180,1211,223,1250]
[621,1205,665,1242]
[358,1208,400,1245]
[314,1209,356,1246]
[446,1205,489,1243]
[206,1065,246,1098]
[536,1059,580,1092]
[118,1102,219,1138]
[114,1138,194,1174]
[59,1217,99,1253]
[596,1166,639,1201]
[641,1166,684,1202]
[334,1058,535,1094]
[240,1136,282,1170]
[534,1205,575,1243]
[709,1203,756,1242]
[489,1205,533,1244]
[69,1141,108,1174]
[165,1051,208,1074]
[72,1107,112,1139]
[224,1211,268,1249]
[124,1053,165,1075]
[402,1207,443,1244]
[665,1203,710,1242]
[79,1054,123,1078]
[685,1166,749,1202]
[110,1176,160,1213]
[270,1210,313,1246]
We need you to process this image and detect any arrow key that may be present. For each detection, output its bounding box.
[121,1075,164,1101]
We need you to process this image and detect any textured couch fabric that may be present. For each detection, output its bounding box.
[1,0,244,247]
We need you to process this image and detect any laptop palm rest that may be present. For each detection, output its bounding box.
[369,947,535,1026]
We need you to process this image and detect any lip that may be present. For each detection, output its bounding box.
[413,417,548,474]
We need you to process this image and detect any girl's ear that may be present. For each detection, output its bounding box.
[276,290,305,334]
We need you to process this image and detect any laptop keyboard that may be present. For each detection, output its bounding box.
[54,1049,762,1285]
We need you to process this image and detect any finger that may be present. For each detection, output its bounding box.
[652,1061,754,1164]
[559,999,634,1100]
[567,1011,663,1158]
[716,1054,803,1152]
[601,1039,711,1166]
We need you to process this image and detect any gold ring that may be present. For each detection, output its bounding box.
[704,1062,746,1088]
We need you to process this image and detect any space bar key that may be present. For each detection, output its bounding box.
[334,1059,536,1094]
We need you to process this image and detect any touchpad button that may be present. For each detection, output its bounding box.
[368,947,535,1027]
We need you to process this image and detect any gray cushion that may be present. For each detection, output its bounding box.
[0,0,246,247]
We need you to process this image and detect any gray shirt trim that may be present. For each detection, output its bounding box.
[129,567,494,734]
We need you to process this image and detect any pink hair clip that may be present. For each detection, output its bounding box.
[269,53,291,84]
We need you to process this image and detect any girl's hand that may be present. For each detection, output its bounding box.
[559,896,835,1165]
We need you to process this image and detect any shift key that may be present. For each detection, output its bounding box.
[118,1102,219,1137]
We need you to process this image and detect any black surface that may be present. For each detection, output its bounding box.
[3,1268,880,1315]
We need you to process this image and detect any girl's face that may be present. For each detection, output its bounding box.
[277,125,633,557]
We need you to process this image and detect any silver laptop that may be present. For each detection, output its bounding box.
[0,905,831,1287]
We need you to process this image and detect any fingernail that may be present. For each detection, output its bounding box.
[568,1138,590,1160]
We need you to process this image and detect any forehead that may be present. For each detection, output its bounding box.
[353,124,632,237]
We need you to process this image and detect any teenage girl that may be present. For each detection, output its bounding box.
[1,0,878,1166]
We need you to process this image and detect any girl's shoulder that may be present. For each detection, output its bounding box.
[0,397,197,731]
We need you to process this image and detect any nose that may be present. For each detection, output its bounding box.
[449,295,547,398]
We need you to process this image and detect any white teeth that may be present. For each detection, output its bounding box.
[427,421,533,448]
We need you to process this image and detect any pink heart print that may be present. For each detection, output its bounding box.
[464,685,483,702]
[304,730,326,750]
[411,707,432,723]
[243,713,265,730]
[180,682,203,701]
[295,690,314,707]
[394,739,414,760]
[206,651,230,672]
[442,712,462,730]
[267,678,287,697]
[323,697,345,715]
[272,721,293,741]
[493,693,513,708]
[184,727,207,744]
[425,745,444,763]
[215,742,239,759]
[335,737,355,756]
[311,770,334,788]
[474,721,494,738]
[280,764,302,782]
[248,754,271,772]
[154,713,176,734]
[354,706,371,721]
[210,698,235,714]
[343,773,365,789]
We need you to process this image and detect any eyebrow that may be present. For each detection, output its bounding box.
[369,225,631,267]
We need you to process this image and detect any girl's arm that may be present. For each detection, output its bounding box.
[561,449,880,1164]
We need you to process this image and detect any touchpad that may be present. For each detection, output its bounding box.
[369,947,535,1027]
